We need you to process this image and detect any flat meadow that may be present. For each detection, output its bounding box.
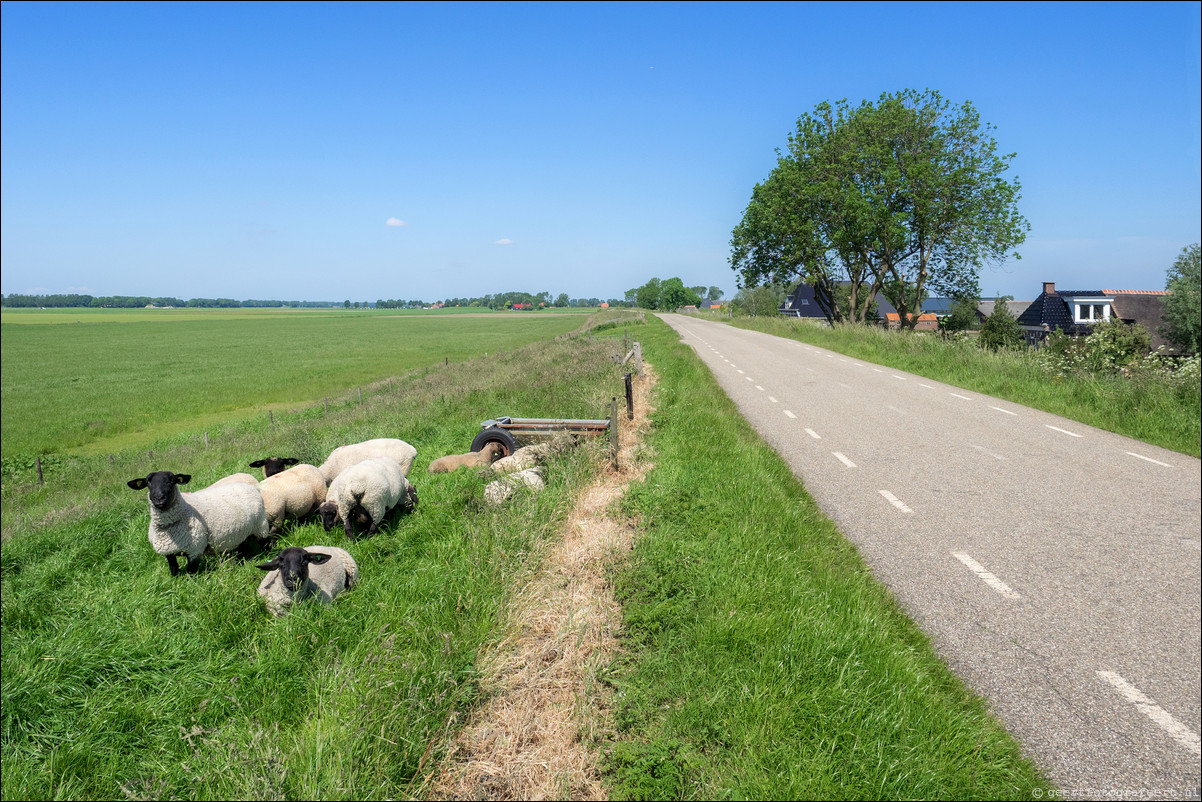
[0,306,591,459]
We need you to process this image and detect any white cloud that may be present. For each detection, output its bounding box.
[494,238,513,245]
[385,217,408,227]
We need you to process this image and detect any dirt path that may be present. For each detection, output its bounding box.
[433,365,657,800]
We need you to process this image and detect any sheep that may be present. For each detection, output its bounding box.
[256,545,358,617]
[427,441,504,474]
[127,471,271,576]
[257,464,327,534]
[318,438,417,484]
[490,441,560,476]
[207,472,260,488]
[248,456,299,478]
[484,467,545,505]
[318,457,418,537]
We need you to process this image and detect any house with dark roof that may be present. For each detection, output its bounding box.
[779,283,897,322]
[1016,282,1170,349]
[977,298,1032,327]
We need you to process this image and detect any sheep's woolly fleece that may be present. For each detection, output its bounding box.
[434,363,657,801]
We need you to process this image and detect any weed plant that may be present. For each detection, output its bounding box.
[1,333,631,800]
[728,317,1201,457]
[605,316,1046,799]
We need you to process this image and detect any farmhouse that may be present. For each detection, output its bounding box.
[1016,281,1170,349]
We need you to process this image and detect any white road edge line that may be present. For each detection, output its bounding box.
[990,406,1018,416]
[879,490,913,513]
[1046,425,1083,438]
[919,383,934,389]
[949,393,972,401]
[892,375,906,381]
[833,452,856,468]
[804,428,820,439]
[784,410,797,419]
[1126,452,1172,468]
[1097,671,1202,756]
[952,552,1021,599]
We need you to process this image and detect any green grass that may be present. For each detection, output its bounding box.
[726,316,1201,457]
[2,331,632,800]
[0,307,589,458]
[605,315,1047,799]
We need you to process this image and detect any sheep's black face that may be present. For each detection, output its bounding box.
[318,501,339,531]
[128,471,190,510]
[257,547,333,592]
[250,457,299,478]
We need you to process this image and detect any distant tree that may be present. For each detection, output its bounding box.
[344,300,351,309]
[554,292,570,307]
[636,278,662,310]
[939,296,981,334]
[689,285,707,299]
[707,286,724,301]
[625,288,638,304]
[733,284,787,317]
[659,278,702,310]
[1161,243,1201,355]
[978,296,1024,350]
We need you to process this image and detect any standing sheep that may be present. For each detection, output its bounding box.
[318,457,417,537]
[258,464,327,534]
[318,438,417,484]
[207,472,260,488]
[427,441,504,473]
[256,545,358,617]
[248,457,299,478]
[127,471,271,576]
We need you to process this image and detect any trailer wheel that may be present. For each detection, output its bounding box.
[471,427,518,457]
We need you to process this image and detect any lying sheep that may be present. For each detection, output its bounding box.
[318,438,417,484]
[428,441,504,474]
[319,457,417,537]
[249,456,299,478]
[256,545,358,617]
[208,472,260,489]
[490,442,558,476]
[127,471,270,576]
[484,467,546,505]
[258,464,327,534]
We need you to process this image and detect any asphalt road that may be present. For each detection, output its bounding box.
[660,314,1201,800]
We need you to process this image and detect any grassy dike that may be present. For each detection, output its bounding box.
[1,333,628,800]
[604,315,1046,799]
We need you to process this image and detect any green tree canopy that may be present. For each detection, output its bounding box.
[1161,243,1201,355]
[731,89,1027,329]
[979,296,1023,351]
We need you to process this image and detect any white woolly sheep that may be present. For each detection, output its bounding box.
[256,545,358,617]
[248,456,299,478]
[207,472,260,488]
[484,467,546,505]
[428,441,504,474]
[490,442,557,476]
[318,457,417,537]
[318,438,417,484]
[127,471,271,576]
[257,464,327,534]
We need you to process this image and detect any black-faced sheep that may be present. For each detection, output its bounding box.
[318,438,417,484]
[318,457,417,537]
[257,464,327,534]
[427,441,504,474]
[249,457,299,478]
[256,545,358,617]
[127,471,271,576]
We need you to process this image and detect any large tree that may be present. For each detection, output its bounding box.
[731,90,1028,329]
[1161,243,1201,355]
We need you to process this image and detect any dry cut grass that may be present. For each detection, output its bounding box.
[433,364,657,800]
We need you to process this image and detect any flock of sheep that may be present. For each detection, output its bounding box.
[125,435,566,617]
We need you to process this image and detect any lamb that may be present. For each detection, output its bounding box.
[318,438,417,484]
[318,457,417,537]
[127,471,271,576]
[257,464,327,534]
[248,456,299,478]
[484,467,546,505]
[427,441,504,474]
[256,545,358,617]
[207,472,260,488]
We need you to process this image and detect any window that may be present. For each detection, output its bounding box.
[1072,302,1110,323]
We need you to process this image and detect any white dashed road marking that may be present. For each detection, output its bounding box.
[1126,452,1172,468]
[952,552,1021,599]
[783,410,797,419]
[1047,425,1082,438]
[833,452,856,468]
[990,406,1018,416]
[1097,671,1202,756]
[768,396,778,403]
[804,428,820,439]
[950,393,972,401]
[755,385,764,391]
[879,490,913,513]
[971,444,1006,461]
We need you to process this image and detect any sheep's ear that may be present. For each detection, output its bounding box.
[249,460,267,468]
[283,458,299,466]
[173,474,191,485]
[256,559,280,571]
[306,553,333,565]
[127,478,149,490]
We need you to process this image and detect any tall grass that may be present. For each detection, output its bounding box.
[605,316,1046,799]
[728,317,1200,457]
[1,334,632,800]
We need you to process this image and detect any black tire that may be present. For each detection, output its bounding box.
[470,427,518,457]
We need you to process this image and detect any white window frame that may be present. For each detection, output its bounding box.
[1063,296,1113,324]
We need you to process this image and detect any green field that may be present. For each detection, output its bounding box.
[0,307,592,458]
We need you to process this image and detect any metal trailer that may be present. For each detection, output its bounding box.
[471,416,611,456]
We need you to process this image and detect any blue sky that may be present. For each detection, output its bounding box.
[2,1,1199,303]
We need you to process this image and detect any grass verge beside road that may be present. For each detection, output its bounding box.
[728,316,1200,457]
[605,315,1046,799]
